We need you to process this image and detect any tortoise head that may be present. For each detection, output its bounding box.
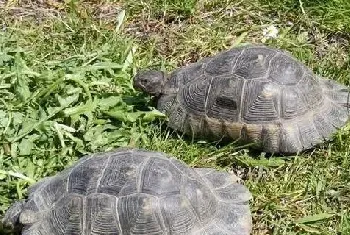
[2,200,43,234]
[133,70,166,96]
[2,200,26,233]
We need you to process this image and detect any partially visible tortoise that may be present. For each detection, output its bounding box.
[134,44,349,153]
[2,148,252,235]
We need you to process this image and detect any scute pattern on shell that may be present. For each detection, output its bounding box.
[3,148,252,235]
[159,45,349,153]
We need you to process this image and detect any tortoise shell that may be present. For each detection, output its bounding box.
[3,148,252,235]
[134,45,349,153]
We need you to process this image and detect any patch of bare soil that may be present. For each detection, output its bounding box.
[0,0,122,23]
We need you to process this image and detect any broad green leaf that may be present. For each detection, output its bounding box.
[57,94,80,107]
[17,119,38,136]
[47,106,64,116]
[122,46,136,71]
[64,132,84,147]
[83,125,104,142]
[11,95,78,142]
[56,123,76,132]
[12,112,24,126]
[0,110,8,127]
[18,138,34,155]
[97,96,122,111]
[53,122,66,148]
[0,172,6,180]
[296,213,335,224]
[63,101,97,116]
[105,109,142,123]
[38,106,48,120]
[66,86,82,95]
[85,62,123,71]
[298,224,322,234]
[0,170,36,184]
[142,109,167,122]
[15,77,31,101]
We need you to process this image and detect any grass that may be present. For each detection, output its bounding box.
[0,0,350,234]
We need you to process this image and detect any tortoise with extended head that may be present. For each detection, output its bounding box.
[2,148,252,235]
[134,45,349,153]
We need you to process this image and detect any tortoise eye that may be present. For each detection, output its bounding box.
[216,96,237,110]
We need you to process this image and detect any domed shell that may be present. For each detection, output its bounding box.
[3,148,252,235]
[158,45,349,153]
